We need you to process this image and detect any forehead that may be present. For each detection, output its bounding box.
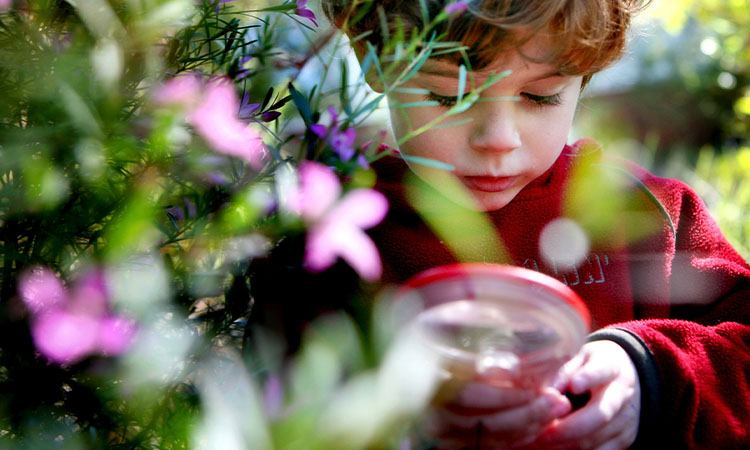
[419,35,564,80]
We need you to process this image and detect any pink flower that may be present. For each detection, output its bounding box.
[0,0,11,11]
[153,74,202,108]
[189,78,266,169]
[263,375,284,417]
[445,1,469,15]
[287,162,388,281]
[18,268,66,315]
[295,0,318,27]
[97,316,137,355]
[32,311,100,365]
[155,75,266,169]
[18,267,137,365]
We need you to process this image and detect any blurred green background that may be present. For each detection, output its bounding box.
[573,0,750,258]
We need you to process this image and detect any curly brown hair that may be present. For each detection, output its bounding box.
[321,0,648,82]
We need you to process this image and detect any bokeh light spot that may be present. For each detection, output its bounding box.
[539,218,590,268]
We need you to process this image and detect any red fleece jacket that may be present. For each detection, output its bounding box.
[369,139,750,448]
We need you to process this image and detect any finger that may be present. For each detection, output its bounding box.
[481,390,571,434]
[551,350,587,391]
[568,357,620,395]
[539,379,636,445]
[540,411,639,450]
[442,382,536,412]
[427,408,481,435]
[421,410,479,449]
[539,389,619,442]
[592,426,638,450]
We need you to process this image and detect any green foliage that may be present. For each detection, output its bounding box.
[0,0,475,448]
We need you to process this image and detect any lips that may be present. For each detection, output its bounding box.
[461,175,517,192]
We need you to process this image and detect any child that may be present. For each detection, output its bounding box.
[320,0,750,448]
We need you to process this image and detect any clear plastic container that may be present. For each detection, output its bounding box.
[395,263,591,389]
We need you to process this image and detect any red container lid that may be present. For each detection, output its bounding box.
[395,263,591,387]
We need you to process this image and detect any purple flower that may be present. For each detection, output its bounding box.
[236,55,252,80]
[285,162,388,281]
[167,206,185,221]
[214,0,235,13]
[0,0,11,11]
[310,106,361,164]
[329,127,356,161]
[445,1,469,15]
[167,198,198,222]
[295,0,318,27]
[239,92,261,118]
[18,267,137,365]
[310,123,327,137]
[261,110,282,122]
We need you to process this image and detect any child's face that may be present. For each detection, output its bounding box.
[386,37,583,211]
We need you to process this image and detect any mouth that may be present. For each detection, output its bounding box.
[461,175,518,193]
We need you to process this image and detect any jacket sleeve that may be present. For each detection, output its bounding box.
[603,176,750,448]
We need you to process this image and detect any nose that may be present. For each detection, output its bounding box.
[469,104,522,153]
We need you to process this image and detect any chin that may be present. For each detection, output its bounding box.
[475,195,514,212]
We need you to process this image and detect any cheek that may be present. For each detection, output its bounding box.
[388,102,455,157]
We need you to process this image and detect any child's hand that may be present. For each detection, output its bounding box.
[422,381,572,449]
[534,340,640,450]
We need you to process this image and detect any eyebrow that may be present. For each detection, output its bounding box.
[418,64,565,83]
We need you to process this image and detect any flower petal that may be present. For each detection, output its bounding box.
[31,311,99,365]
[68,270,110,317]
[189,78,266,169]
[97,316,137,356]
[309,124,327,138]
[296,7,318,27]
[331,225,382,281]
[305,221,382,281]
[304,225,339,272]
[18,266,66,316]
[153,75,202,108]
[297,161,341,221]
[327,189,388,229]
[445,1,469,15]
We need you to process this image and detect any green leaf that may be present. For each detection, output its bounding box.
[457,64,466,102]
[340,59,351,116]
[402,50,432,83]
[400,154,455,171]
[392,101,440,108]
[260,4,298,12]
[419,0,429,26]
[392,87,432,95]
[289,83,312,126]
[432,118,474,129]
[405,171,510,263]
[261,87,274,110]
[448,93,479,115]
[482,70,512,89]
[352,94,385,119]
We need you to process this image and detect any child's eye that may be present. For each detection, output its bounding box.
[424,92,460,108]
[521,92,562,106]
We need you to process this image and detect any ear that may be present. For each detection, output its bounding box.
[349,40,385,93]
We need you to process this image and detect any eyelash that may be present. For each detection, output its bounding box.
[424,92,562,108]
